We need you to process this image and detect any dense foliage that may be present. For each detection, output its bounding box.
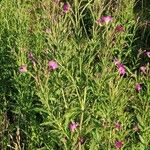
[0,0,149,149]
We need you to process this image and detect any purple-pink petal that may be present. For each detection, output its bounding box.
[115,141,123,149]
[97,16,112,25]
[69,122,78,132]
[19,65,27,73]
[140,66,146,73]
[118,64,126,76]
[145,51,150,57]
[114,59,126,76]
[63,3,70,13]
[135,83,142,92]
[115,25,124,32]
[48,60,58,70]
[115,122,121,130]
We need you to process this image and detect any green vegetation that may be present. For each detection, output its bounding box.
[0,0,149,149]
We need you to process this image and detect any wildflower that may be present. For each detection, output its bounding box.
[96,16,112,25]
[115,141,124,149]
[114,59,126,76]
[140,66,146,74]
[69,121,78,132]
[19,65,27,73]
[63,3,70,13]
[118,64,126,76]
[115,122,121,130]
[115,25,124,32]
[135,83,142,92]
[145,51,150,57]
[48,60,58,70]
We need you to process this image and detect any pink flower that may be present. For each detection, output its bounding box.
[145,51,150,57]
[115,25,124,32]
[115,141,124,149]
[48,60,58,70]
[69,122,78,132]
[19,65,27,73]
[114,59,126,76]
[135,83,142,92]
[63,3,70,13]
[118,64,126,76]
[140,66,146,74]
[96,16,112,25]
[115,122,121,130]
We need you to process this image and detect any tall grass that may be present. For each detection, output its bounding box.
[0,0,149,149]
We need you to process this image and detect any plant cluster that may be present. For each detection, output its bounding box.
[0,0,149,149]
